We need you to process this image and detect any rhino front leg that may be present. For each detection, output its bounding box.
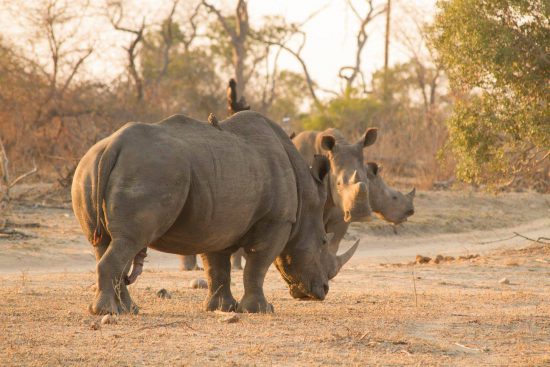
[179,255,202,271]
[237,225,291,313]
[201,251,238,312]
[90,238,142,315]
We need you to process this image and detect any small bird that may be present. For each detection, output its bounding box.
[208,113,221,130]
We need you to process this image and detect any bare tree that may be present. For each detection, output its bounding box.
[254,34,320,107]
[250,14,324,108]
[8,0,97,126]
[154,1,202,85]
[202,0,249,97]
[394,3,444,117]
[339,0,386,93]
[108,1,147,102]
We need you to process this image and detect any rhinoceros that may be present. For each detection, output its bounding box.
[71,111,357,315]
[291,128,378,254]
[292,128,415,254]
[365,162,415,225]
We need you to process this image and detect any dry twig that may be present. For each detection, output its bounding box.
[113,320,196,338]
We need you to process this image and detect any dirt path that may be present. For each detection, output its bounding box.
[1,190,548,273]
[1,190,549,365]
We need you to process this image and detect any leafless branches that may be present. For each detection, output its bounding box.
[202,0,249,97]
[108,1,146,102]
[17,0,97,126]
[339,0,387,93]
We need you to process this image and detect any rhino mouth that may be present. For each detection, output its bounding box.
[276,265,327,300]
[289,283,328,300]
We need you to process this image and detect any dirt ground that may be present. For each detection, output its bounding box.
[1,187,549,366]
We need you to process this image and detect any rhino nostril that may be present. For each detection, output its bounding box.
[406,209,414,216]
[323,283,329,295]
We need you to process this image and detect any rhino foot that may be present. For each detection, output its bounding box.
[237,294,274,313]
[204,294,238,312]
[89,288,139,315]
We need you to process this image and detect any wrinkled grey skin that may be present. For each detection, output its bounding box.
[182,127,377,270]
[366,162,415,225]
[72,111,357,315]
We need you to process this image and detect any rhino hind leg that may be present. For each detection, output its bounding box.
[201,251,238,312]
[180,255,202,271]
[89,238,142,315]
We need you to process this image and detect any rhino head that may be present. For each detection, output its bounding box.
[366,162,415,224]
[320,128,378,223]
[274,155,359,301]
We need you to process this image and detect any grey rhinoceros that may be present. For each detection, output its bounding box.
[71,111,357,315]
[365,162,415,225]
[292,128,415,254]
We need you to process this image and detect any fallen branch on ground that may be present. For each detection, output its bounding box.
[112,320,196,338]
[512,232,550,244]
[0,227,35,238]
[478,232,550,245]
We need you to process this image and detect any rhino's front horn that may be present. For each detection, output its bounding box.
[329,239,360,279]
[408,187,416,198]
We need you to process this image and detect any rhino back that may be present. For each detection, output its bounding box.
[149,113,299,254]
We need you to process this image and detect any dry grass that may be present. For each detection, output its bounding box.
[1,245,549,366]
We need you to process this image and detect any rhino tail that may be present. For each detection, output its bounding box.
[93,141,120,246]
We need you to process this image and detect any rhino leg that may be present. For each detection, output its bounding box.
[230,248,244,270]
[180,255,202,271]
[237,224,291,313]
[201,251,238,312]
[89,238,142,315]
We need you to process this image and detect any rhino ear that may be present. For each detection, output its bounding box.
[358,128,378,148]
[366,162,379,178]
[320,135,336,151]
[311,154,330,183]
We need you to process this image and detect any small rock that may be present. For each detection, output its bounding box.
[101,314,117,325]
[218,313,239,324]
[416,255,431,264]
[89,321,101,330]
[444,256,455,262]
[189,278,208,289]
[458,254,480,261]
[499,277,510,285]
[433,255,444,264]
[156,288,172,299]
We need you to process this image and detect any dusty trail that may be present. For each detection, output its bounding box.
[1,189,549,365]
[1,190,548,273]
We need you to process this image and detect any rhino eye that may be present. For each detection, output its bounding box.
[392,196,397,200]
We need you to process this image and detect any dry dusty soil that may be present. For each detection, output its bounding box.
[1,188,549,366]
